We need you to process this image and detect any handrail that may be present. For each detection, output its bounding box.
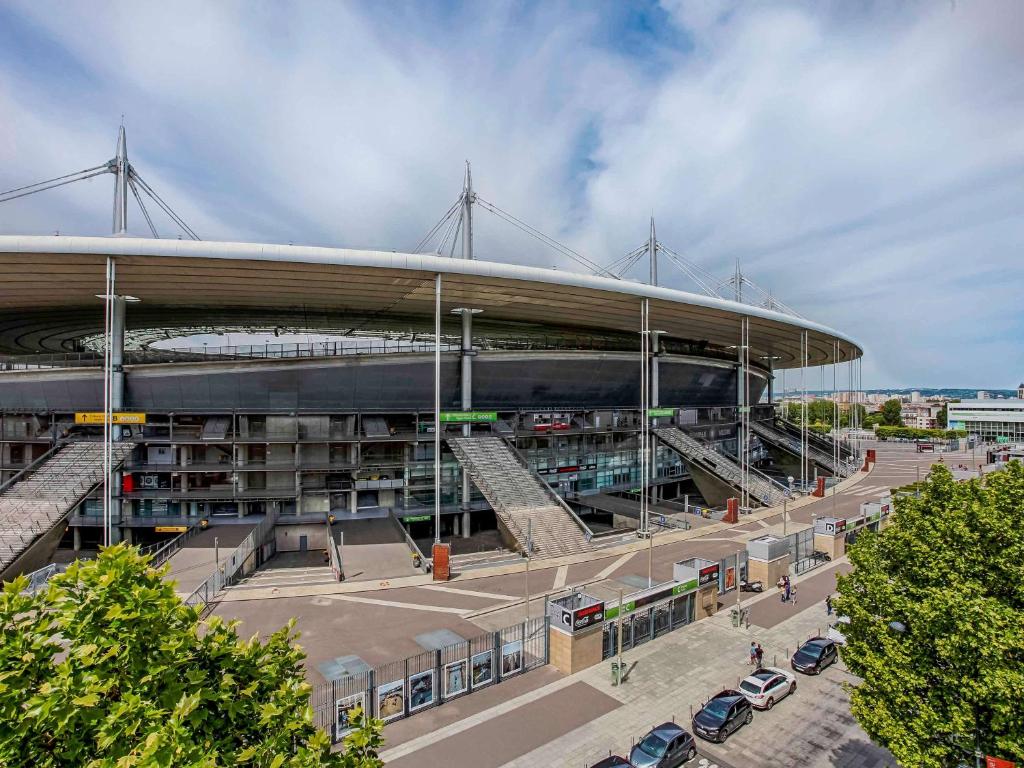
[386,513,429,572]
[139,524,201,569]
[325,514,344,580]
[0,441,66,495]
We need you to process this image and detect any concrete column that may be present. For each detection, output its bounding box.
[462,510,471,538]
[237,500,247,518]
[349,489,357,514]
[456,308,479,512]
[73,526,81,551]
[453,515,460,536]
[122,527,133,545]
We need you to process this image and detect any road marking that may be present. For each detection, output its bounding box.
[321,593,473,615]
[553,564,569,589]
[421,584,519,601]
[595,551,636,580]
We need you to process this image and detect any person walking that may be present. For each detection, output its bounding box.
[784,575,791,603]
[790,582,798,606]
[777,577,786,603]
[826,595,833,616]
[755,643,764,667]
[749,641,758,666]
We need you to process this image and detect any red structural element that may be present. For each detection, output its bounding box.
[432,542,451,581]
[723,497,739,523]
[867,448,877,463]
[812,477,826,497]
[122,474,135,493]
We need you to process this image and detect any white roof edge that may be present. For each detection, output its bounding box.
[0,235,863,356]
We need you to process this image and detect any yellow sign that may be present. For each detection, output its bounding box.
[155,526,187,533]
[75,412,147,425]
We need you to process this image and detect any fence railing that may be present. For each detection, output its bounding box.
[312,616,549,743]
[138,524,203,569]
[182,508,280,614]
[20,562,68,594]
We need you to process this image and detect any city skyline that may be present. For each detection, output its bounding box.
[0,0,1021,388]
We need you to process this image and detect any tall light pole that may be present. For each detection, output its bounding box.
[434,273,442,544]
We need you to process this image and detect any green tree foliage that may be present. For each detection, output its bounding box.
[875,426,967,440]
[0,544,384,767]
[863,412,885,428]
[936,404,948,429]
[835,463,1024,767]
[880,398,903,426]
[785,401,866,428]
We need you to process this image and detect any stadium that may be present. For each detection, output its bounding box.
[0,131,862,582]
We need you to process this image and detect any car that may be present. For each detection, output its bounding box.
[691,690,753,743]
[738,667,797,710]
[739,579,764,592]
[628,722,697,767]
[790,637,839,675]
[591,756,632,768]
[826,615,851,646]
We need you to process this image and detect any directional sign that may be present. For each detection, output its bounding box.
[75,412,147,425]
[438,411,497,423]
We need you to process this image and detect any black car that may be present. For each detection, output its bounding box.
[691,690,753,743]
[628,722,697,767]
[790,637,839,675]
[591,757,631,768]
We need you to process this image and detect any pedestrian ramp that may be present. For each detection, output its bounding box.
[0,440,134,581]
[653,427,788,508]
[446,436,592,558]
[750,420,847,477]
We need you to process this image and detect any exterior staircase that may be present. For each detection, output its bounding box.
[653,427,789,507]
[750,420,849,477]
[446,436,592,558]
[0,441,134,578]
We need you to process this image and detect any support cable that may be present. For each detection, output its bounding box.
[657,244,731,299]
[413,196,463,253]
[0,167,111,204]
[128,178,159,238]
[128,168,200,240]
[474,195,615,278]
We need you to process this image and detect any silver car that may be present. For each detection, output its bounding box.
[738,667,796,710]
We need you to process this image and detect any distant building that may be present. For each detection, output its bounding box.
[901,402,942,429]
[948,398,1024,442]
[977,390,990,400]
[910,391,922,403]
[1019,382,1024,399]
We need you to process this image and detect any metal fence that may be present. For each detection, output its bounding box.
[312,616,549,743]
[601,591,697,660]
[138,524,202,569]
[20,562,68,594]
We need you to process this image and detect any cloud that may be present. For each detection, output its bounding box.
[0,0,1020,387]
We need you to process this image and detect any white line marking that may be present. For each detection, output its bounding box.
[322,593,472,615]
[553,564,569,589]
[595,551,636,580]
[421,584,519,601]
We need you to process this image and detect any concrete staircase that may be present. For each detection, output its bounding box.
[750,420,848,477]
[0,441,134,578]
[653,427,788,507]
[446,436,592,558]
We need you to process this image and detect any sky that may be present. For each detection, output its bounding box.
[0,0,1021,389]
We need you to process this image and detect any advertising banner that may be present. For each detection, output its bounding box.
[407,670,435,713]
[570,602,605,631]
[471,651,494,687]
[500,640,523,676]
[985,757,1015,768]
[444,659,468,698]
[335,693,365,738]
[698,563,720,586]
[376,680,405,722]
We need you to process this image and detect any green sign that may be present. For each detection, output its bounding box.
[439,411,498,423]
[402,514,432,523]
[997,436,1010,444]
[648,408,675,418]
[604,579,699,620]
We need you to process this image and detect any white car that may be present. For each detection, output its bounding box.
[827,615,851,646]
[738,667,797,710]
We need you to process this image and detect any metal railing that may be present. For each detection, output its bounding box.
[20,562,68,594]
[138,524,201,569]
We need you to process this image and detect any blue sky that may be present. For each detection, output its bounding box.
[0,0,1021,388]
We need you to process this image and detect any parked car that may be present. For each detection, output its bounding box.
[738,667,797,710]
[691,690,753,743]
[591,756,632,768]
[739,579,763,592]
[791,637,839,675]
[826,615,851,646]
[628,722,697,767]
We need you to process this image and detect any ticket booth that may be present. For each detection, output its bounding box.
[547,591,606,675]
[813,517,848,560]
[746,535,790,588]
[673,557,720,619]
[860,496,893,533]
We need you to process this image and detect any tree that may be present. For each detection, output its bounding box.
[0,544,384,767]
[936,404,948,429]
[863,412,885,428]
[835,463,1024,767]
[880,398,903,426]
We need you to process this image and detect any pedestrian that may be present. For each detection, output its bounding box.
[784,577,791,603]
[791,583,798,606]
[777,577,786,603]
[826,595,833,616]
[755,643,764,667]
[749,641,757,666]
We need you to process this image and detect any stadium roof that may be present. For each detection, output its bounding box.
[0,235,861,367]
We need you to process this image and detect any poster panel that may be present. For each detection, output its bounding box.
[501,640,523,676]
[376,679,405,723]
[444,659,468,698]
[335,693,365,738]
[407,670,435,713]
[471,650,494,688]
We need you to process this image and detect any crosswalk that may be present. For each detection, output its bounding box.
[846,483,895,497]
